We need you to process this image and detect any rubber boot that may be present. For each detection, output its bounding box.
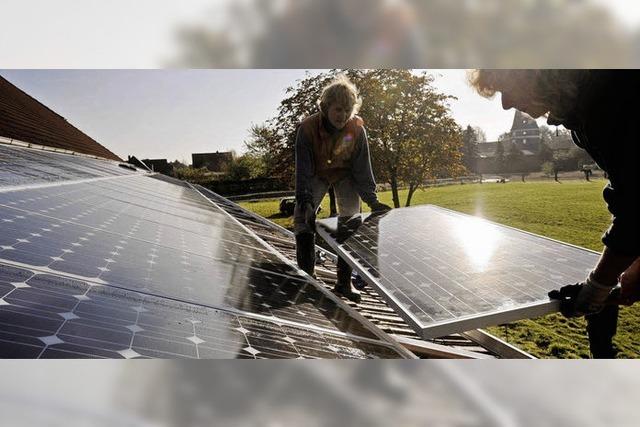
[334,257,361,303]
[295,233,316,277]
[352,272,367,290]
[586,303,619,359]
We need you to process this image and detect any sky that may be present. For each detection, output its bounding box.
[0,69,541,163]
[1,69,309,162]
[0,1,635,163]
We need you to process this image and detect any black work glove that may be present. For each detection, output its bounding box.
[370,201,392,214]
[548,275,617,318]
[548,283,583,318]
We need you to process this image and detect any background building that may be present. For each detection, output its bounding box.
[509,110,541,155]
[476,110,572,174]
[192,151,234,172]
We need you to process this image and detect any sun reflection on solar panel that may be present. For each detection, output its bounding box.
[453,216,501,273]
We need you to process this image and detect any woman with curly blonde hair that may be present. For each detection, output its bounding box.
[469,69,640,358]
[294,74,390,303]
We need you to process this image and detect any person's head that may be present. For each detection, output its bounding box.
[467,69,590,120]
[318,74,363,129]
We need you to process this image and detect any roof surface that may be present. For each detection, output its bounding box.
[0,76,121,161]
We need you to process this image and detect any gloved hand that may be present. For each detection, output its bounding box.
[370,201,392,214]
[548,272,616,317]
[548,283,583,317]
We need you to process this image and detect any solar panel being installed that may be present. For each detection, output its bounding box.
[316,205,600,339]
[0,144,411,358]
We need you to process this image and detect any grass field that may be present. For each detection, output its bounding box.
[240,179,640,358]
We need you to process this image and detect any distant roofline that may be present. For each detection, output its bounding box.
[192,151,233,156]
[511,110,539,131]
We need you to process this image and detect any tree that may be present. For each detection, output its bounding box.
[169,159,188,169]
[494,141,506,173]
[541,161,555,178]
[539,124,555,146]
[506,144,525,173]
[472,126,487,142]
[400,125,465,206]
[244,124,281,177]
[461,125,480,174]
[567,147,595,170]
[547,151,573,182]
[224,153,267,181]
[167,159,188,177]
[540,125,573,150]
[538,141,554,165]
[497,131,511,142]
[173,167,213,184]
[354,69,464,208]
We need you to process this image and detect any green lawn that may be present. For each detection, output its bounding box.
[240,179,640,358]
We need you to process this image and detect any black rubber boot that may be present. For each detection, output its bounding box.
[334,257,361,303]
[295,233,316,276]
[352,272,367,290]
[586,303,619,359]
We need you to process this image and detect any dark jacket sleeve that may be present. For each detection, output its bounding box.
[579,104,640,256]
[567,72,640,257]
[350,128,379,206]
[601,183,640,256]
[295,126,314,205]
[599,130,640,256]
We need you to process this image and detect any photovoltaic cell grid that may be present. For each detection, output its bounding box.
[316,205,600,339]
[194,184,292,235]
[0,143,140,187]
[0,264,400,359]
[0,146,408,358]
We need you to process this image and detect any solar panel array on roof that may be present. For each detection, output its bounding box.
[316,205,599,339]
[0,144,411,359]
[0,143,141,188]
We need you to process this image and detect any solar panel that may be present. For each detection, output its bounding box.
[0,263,403,359]
[316,205,600,339]
[0,144,410,358]
[0,143,140,187]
